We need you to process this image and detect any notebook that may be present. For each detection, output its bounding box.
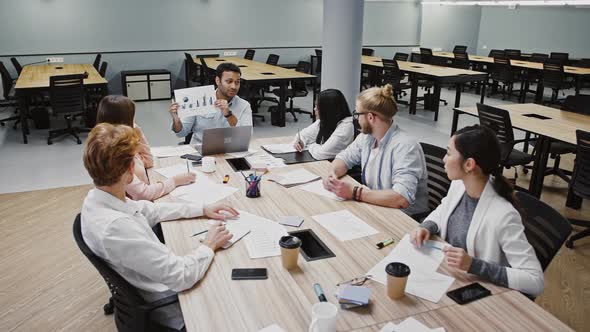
[337,285,370,309]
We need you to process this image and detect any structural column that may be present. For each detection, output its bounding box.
[321,0,364,111]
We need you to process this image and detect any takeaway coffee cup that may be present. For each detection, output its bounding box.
[279,235,302,270]
[201,156,216,173]
[386,262,411,299]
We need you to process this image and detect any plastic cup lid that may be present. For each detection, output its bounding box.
[385,262,411,277]
[279,235,301,249]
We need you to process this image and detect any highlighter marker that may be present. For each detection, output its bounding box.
[313,283,327,302]
[375,238,395,249]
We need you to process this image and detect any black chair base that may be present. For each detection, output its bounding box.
[104,297,114,315]
[48,115,89,145]
[565,219,590,248]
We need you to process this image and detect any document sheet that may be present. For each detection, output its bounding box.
[312,210,379,241]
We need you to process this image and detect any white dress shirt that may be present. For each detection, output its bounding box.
[292,117,354,160]
[81,188,214,299]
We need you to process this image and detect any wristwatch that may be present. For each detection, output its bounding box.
[224,111,233,118]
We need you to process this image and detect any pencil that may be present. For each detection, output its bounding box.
[186,159,190,173]
[191,229,208,237]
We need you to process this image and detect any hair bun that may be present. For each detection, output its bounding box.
[381,84,393,98]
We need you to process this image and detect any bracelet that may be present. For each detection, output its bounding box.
[357,187,363,202]
[352,186,358,201]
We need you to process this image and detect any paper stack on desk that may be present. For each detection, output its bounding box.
[246,151,287,169]
[269,168,320,187]
[337,285,371,309]
[151,145,198,158]
[367,234,455,303]
[154,163,194,178]
[312,209,378,241]
[170,171,237,204]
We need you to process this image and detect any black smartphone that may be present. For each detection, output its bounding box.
[231,268,268,280]
[447,282,491,305]
[180,153,203,163]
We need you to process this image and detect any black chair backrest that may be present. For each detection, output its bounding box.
[453,52,470,69]
[562,95,590,115]
[453,45,467,53]
[393,52,409,62]
[244,49,255,60]
[420,142,452,213]
[99,62,108,78]
[0,61,13,99]
[10,57,23,75]
[49,74,86,115]
[266,54,280,66]
[315,49,323,73]
[488,49,505,58]
[73,214,152,332]
[492,54,513,80]
[514,191,572,271]
[571,130,590,200]
[530,53,549,63]
[420,48,433,64]
[381,59,403,88]
[542,58,565,88]
[292,61,311,91]
[362,48,375,56]
[577,58,590,68]
[550,52,569,62]
[93,53,102,71]
[476,103,515,146]
[504,49,521,60]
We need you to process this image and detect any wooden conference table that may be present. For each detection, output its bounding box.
[432,51,590,100]
[362,56,488,121]
[151,137,570,331]
[14,63,108,144]
[200,57,316,128]
[452,103,590,199]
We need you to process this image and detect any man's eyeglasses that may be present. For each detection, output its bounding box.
[336,275,373,286]
[352,111,370,120]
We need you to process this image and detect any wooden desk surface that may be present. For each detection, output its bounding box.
[150,136,564,331]
[362,55,486,78]
[14,63,107,90]
[433,52,590,75]
[456,103,590,145]
[352,291,573,332]
[201,57,316,82]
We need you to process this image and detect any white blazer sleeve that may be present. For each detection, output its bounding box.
[292,120,320,146]
[308,120,354,160]
[498,210,545,297]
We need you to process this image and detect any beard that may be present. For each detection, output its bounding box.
[360,122,372,135]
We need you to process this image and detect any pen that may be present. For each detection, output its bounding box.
[191,230,208,237]
[186,159,190,173]
[424,242,443,251]
[313,283,327,302]
[375,238,395,249]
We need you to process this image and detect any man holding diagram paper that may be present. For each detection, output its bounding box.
[170,62,252,144]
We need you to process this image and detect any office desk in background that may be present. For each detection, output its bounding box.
[14,63,107,144]
[361,56,488,121]
[201,57,316,128]
[150,136,570,331]
[453,103,590,200]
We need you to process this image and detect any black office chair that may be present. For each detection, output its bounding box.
[452,52,470,70]
[10,57,23,75]
[489,54,516,100]
[93,54,102,71]
[184,53,199,87]
[476,103,535,181]
[244,49,255,60]
[540,58,573,105]
[504,49,521,60]
[381,59,410,105]
[515,191,572,271]
[47,74,89,145]
[99,61,108,78]
[73,214,182,332]
[550,52,569,63]
[565,130,590,248]
[393,52,409,62]
[253,54,281,108]
[0,61,20,128]
[578,58,590,89]
[195,54,220,86]
[488,49,505,58]
[417,48,448,108]
[266,54,280,66]
[452,45,467,54]
[362,48,375,56]
[271,61,312,122]
[521,53,549,101]
[410,143,452,222]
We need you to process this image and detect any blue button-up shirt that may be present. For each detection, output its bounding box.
[173,93,252,144]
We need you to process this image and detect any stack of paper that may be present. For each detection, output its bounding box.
[367,235,455,303]
[337,285,370,309]
[170,171,238,204]
[269,169,320,187]
[151,145,198,158]
[154,163,194,178]
[299,180,344,201]
[192,219,251,249]
[312,210,379,241]
[261,144,306,154]
[246,151,286,169]
[174,85,217,118]
[379,317,445,332]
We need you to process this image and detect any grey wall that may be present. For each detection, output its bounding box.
[420,6,482,54]
[477,7,590,57]
[0,0,423,94]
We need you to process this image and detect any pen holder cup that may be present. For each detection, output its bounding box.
[245,179,261,198]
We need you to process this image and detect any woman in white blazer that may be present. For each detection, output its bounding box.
[411,125,544,297]
[293,89,354,160]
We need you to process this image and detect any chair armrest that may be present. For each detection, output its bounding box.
[140,294,179,313]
